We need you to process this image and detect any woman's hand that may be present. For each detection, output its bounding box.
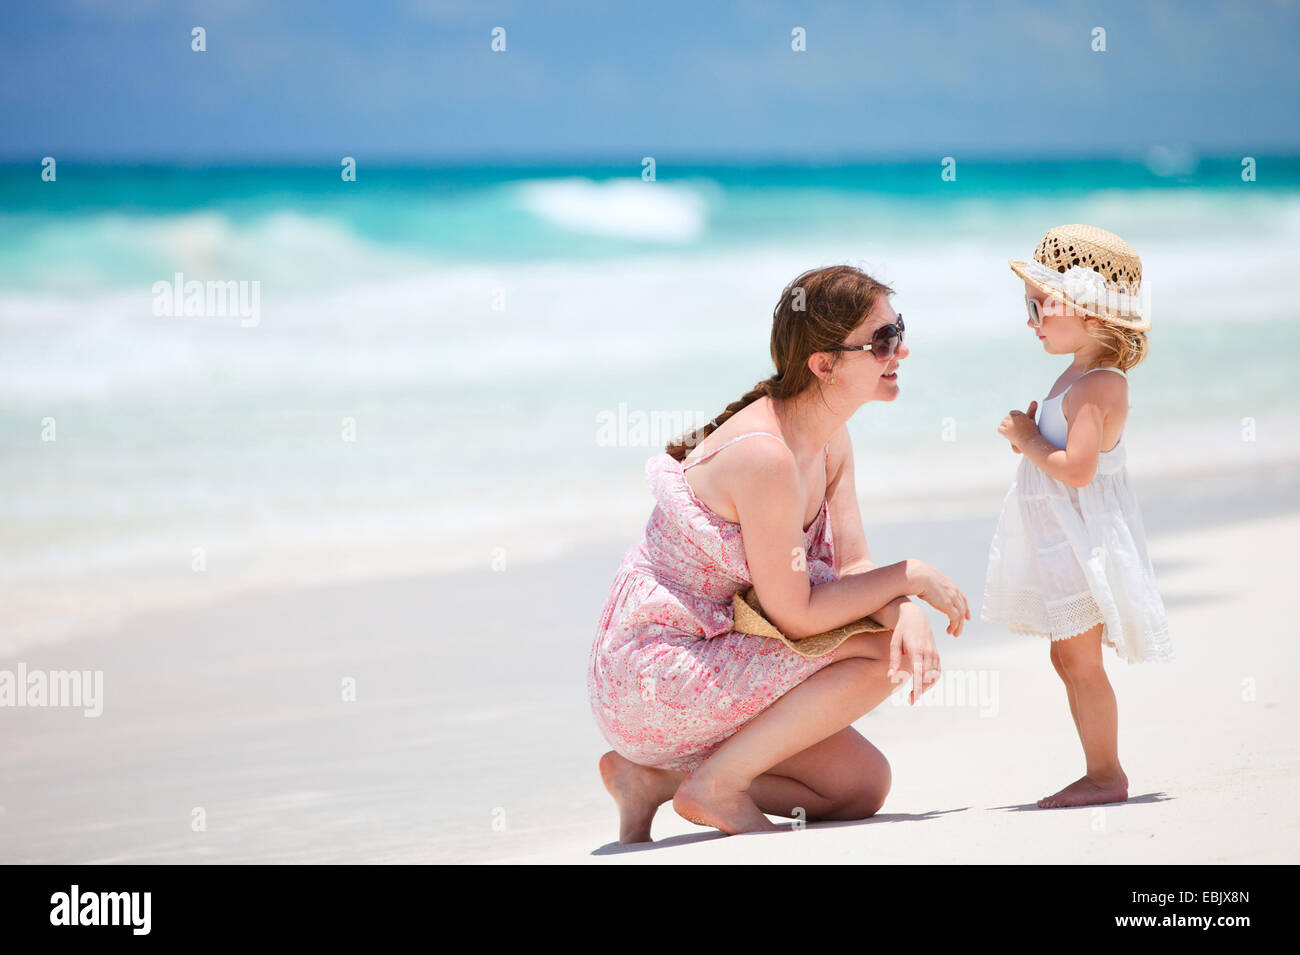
[888,602,941,706]
[998,400,1039,449]
[908,560,970,636]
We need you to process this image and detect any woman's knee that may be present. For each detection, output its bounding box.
[830,629,893,663]
[837,748,891,819]
[860,750,892,814]
[821,652,893,699]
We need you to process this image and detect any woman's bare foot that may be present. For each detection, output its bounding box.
[1036,771,1129,809]
[673,771,781,835]
[598,751,682,843]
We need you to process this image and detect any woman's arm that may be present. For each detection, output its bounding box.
[732,427,968,640]
[824,428,923,626]
[857,594,917,629]
[826,424,872,577]
[817,423,967,636]
[732,435,916,642]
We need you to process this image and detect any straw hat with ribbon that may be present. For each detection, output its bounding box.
[731,586,888,659]
[1009,224,1150,331]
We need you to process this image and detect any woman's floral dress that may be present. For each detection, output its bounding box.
[587,433,843,773]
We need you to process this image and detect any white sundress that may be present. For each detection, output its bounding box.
[981,367,1173,663]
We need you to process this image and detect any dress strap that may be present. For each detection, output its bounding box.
[1053,366,1127,401]
[1074,366,1127,386]
[681,431,788,470]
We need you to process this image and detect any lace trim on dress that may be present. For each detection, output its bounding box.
[982,587,1105,642]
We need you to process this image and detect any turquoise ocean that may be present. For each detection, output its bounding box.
[2,156,1298,652]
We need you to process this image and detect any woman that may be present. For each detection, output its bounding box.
[587,265,971,842]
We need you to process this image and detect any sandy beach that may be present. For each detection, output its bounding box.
[5,0,1300,886]
[1,458,1297,864]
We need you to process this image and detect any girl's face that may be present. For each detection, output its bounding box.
[1024,281,1095,354]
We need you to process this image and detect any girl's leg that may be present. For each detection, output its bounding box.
[1050,640,1083,738]
[673,629,900,835]
[1038,622,1129,808]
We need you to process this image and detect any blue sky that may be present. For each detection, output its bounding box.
[2,0,1298,161]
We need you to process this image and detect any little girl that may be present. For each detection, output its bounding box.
[981,223,1172,810]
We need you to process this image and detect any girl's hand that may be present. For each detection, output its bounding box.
[998,400,1039,447]
[908,560,970,636]
[888,602,941,705]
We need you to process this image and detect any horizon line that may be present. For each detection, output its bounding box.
[1,149,1296,168]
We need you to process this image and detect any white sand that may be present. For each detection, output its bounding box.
[1,468,1297,864]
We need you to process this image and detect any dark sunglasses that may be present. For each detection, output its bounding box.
[826,314,904,361]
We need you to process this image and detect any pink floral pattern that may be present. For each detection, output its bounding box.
[587,441,842,774]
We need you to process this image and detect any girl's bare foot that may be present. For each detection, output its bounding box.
[673,771,781,835]
[598,751,681,843]
[1037,771,1129,809]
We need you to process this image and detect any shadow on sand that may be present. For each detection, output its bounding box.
[990,791,1173,812]
[591,806,968,855]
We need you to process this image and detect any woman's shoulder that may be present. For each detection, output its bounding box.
[685,402,789,464]
[679,406,798,525]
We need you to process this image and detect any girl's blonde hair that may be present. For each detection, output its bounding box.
[1083,318,1149,372]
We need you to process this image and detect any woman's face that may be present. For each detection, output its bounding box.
[841,298,909,402]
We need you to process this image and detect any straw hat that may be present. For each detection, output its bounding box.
[731,586,888,658]
[1009,223,1150,331]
